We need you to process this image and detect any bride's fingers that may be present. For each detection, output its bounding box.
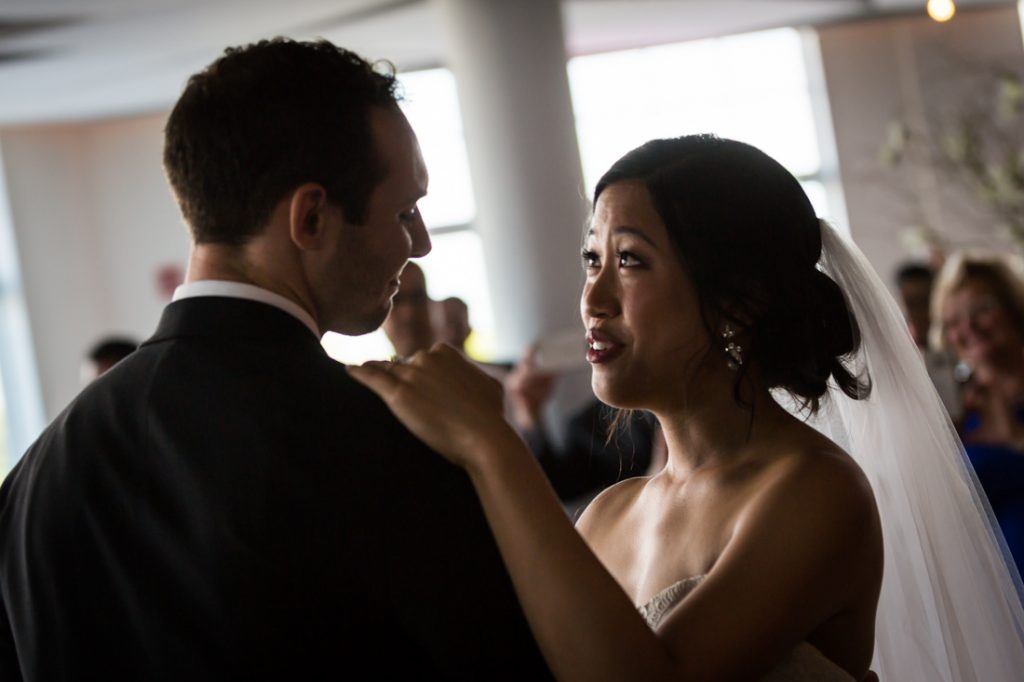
[353,349,503,417]
[347,362,404,398]
[362,360,398,373]
[408,343,459,369]
[350,360,435,401]
[350,350,514,468]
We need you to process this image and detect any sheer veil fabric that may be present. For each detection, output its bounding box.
[802,221,1024,680]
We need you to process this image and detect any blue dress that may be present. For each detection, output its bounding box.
[963,409,1024,572]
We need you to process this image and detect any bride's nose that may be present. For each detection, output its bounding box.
[581,266,620,321]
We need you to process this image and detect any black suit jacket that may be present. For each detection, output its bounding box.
[0,297,551,681]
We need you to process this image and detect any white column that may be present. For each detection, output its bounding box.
[433,0,589,362]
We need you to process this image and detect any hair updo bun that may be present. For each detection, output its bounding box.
[755,268,866,412]
[594,135,869,413]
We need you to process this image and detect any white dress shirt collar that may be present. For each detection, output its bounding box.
[172,280,320,338]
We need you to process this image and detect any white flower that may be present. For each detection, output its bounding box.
[941,131,968,162]
[997,74,1024,122]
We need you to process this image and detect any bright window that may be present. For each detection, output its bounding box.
[0,369,8,473]
[0,142,46,474]
[568,27,830,216]
[394,68,476,228]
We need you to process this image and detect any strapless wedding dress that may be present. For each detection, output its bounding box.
[638,575,855,681]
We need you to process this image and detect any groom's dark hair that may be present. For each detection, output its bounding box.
[163,38,401,246]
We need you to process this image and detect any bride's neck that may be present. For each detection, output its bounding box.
[654,373,791,477]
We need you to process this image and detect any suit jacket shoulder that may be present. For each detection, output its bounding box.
[0,297,550,680]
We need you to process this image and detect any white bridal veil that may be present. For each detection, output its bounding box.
[809,221,1024,680]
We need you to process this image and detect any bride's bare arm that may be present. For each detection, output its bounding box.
[348,345,880,681]
[350,346,674,680]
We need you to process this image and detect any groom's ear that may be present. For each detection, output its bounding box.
[287,182,338,251]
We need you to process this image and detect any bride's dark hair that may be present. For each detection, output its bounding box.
[594,135,868,413]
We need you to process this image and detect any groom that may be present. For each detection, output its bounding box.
[0,39,550,680]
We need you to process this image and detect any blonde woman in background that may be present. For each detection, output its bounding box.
[933,251,1024,570]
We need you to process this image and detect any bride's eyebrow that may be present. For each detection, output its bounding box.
[584,226,657,248]
[613,225,657,247]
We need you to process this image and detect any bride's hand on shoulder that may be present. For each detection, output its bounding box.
[347,343,519,470]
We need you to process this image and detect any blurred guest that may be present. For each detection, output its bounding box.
[81,335,139,383]
[896,262,935,348]
[504,345,558,435]
[382,262,434,357]
[505,345,656,507]
[933,251,1024,568]
[431,293,515,382]
[895,261,962,419]
[433,296,472,351]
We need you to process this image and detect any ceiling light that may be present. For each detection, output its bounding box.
[927,0,956,22]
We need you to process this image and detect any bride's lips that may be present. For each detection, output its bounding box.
[586,328,624,364]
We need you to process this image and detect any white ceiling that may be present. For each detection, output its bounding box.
[0,0,1014,126]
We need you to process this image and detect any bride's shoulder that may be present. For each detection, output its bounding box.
[738,440,880,553]
[780,439,873,502]
[574,475,649,539]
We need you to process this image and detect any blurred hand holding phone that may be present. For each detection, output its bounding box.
[533,328,589,372]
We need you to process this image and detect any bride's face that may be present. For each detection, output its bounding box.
[581,181,710,411]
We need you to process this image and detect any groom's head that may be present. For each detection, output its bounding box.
[163,38,431,336]
[163,38,402,246]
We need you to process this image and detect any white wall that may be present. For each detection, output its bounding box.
[818,6,1024,287]
[0,114,188,420]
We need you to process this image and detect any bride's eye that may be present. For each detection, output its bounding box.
[581,248,599,270]
[617,250,643,268]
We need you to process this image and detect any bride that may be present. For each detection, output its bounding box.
[349,135,1024,681]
